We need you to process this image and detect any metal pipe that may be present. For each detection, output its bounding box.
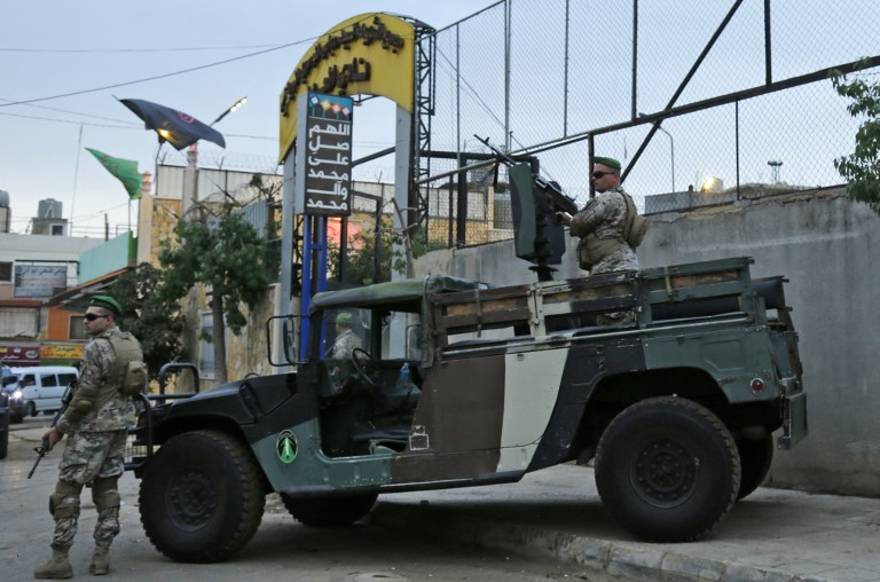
[622,0,744,182]
[351,146,395,167]
[504,0,512,151]
[631,0,639,120]
[764,0,772,85]
[563,0,570,137]
[735,100,741,200]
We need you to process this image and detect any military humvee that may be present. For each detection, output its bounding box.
[127,256,806,562]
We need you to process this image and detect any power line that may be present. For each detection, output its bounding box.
[0,98,140,125]
[0,43,287,54]
[0,111,139,129]
[0,37,317,109]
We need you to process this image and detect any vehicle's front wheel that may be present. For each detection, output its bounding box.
[139,430,265,562]
[737,435,774,500]
[10,412,22,424]
[0,427,8,459]
[595,396,741,542]
[280,492,378,527]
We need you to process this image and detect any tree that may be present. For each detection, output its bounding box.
[160,206,278,384]
[832,67,880,214]
[110,263,185,380]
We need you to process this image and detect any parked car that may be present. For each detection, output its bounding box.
[0,388,9,459]
[12,366,78,418]
[1,375,24,424]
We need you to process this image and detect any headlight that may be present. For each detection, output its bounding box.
[11,389,22,400]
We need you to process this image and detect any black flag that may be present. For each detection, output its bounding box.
[118,98,226,150]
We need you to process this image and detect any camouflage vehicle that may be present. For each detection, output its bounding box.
[127,256,806,562]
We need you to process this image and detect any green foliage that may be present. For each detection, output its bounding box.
[159,210,278,334]
[832,68,880,214]
[110,263,184,379]
[328,219,447,286]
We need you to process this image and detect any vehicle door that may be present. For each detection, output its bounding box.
[20,373,37,412]
[38,373,60,412]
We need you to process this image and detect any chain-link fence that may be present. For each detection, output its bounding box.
[418,0,880,245]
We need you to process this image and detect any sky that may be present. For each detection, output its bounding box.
[0,0,483,236]
[2,0,878,236]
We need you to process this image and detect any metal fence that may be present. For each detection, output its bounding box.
[417,0,880,247]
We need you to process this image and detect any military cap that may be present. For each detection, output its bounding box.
[593,156,622,171]
[89,294,122,317]
[335,312,353,325]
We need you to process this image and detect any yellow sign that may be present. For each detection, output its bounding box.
[40,344,85,361]
[279,13,416,160]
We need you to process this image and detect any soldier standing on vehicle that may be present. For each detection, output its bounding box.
[557,156,646,276]
[34,295,144,579]
[329,311,362,359]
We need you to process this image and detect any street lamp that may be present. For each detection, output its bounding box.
[640,113,675,193]
[211,96,248,126]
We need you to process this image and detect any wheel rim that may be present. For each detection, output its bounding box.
[631,439,698,508]
[166,469,218,531]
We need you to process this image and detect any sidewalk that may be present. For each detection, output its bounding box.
[369,464,880,582]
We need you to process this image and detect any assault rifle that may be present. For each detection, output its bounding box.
[27,382,74,479]
[475,135,579,281]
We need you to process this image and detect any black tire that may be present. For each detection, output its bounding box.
[736,435,774,500]
[595,396,741,542]
[27,402,37,417]
[10,412,22,424]
[139,430,265,563]
[281,492,378,527]
[0,428,7,460]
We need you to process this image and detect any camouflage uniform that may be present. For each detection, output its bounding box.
[330,328,363,359]
[49,326,137,554]
[570,188,639,325]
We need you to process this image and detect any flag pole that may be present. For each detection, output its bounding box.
[70,123,84,235]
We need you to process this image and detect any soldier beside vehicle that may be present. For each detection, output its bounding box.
[34,295,147,580]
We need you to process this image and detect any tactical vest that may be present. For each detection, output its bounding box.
[92,331,147,411]
[579,190,648,269]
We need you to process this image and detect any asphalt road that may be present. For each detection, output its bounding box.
[0,416,616,582]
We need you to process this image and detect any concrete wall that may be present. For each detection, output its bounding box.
[414,186,880,497]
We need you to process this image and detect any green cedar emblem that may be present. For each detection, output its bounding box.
[276,430,298,464]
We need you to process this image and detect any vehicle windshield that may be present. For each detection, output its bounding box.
[320,308,373,361]
[318,308,423,362]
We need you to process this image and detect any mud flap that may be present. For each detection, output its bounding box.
[778,392,807,450]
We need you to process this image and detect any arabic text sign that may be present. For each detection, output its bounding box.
[302,93,353,216]
[14,265,68,298]
[40,344,85,361]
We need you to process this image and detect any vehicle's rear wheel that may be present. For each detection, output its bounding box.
[139,430,265,562]
[736,435,774,500]
[27,402,37,417]
[280,492,378,527]
[595,396,741,542]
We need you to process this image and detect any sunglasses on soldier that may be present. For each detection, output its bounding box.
[591,171,617,179]
[84,313,109,322]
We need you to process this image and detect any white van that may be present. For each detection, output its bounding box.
[12,366,79,417]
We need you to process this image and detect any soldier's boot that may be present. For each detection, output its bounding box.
[89,544,111,576]
[33,547,73,580]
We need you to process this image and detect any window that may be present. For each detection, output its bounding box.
[0,262,11,283]
[58,373,77,387]
[69,316,87,340]
[50,224,64,236]
[21,374,35,387]
[199,312,215,378]
[41,374,58,387]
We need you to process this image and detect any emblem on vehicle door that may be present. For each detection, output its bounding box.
[276,430,298,464]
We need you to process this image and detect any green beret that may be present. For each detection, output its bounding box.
[335,312,353,325]
[593,156,621,171]
[89,294,122,317]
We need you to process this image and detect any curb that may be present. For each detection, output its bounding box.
[369,502,829,582]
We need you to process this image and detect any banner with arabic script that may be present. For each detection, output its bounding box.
[297,92,354,216]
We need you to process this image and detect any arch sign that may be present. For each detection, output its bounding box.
[278,13,416,160]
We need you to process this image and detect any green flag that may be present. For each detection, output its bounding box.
[86,148,143,200]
